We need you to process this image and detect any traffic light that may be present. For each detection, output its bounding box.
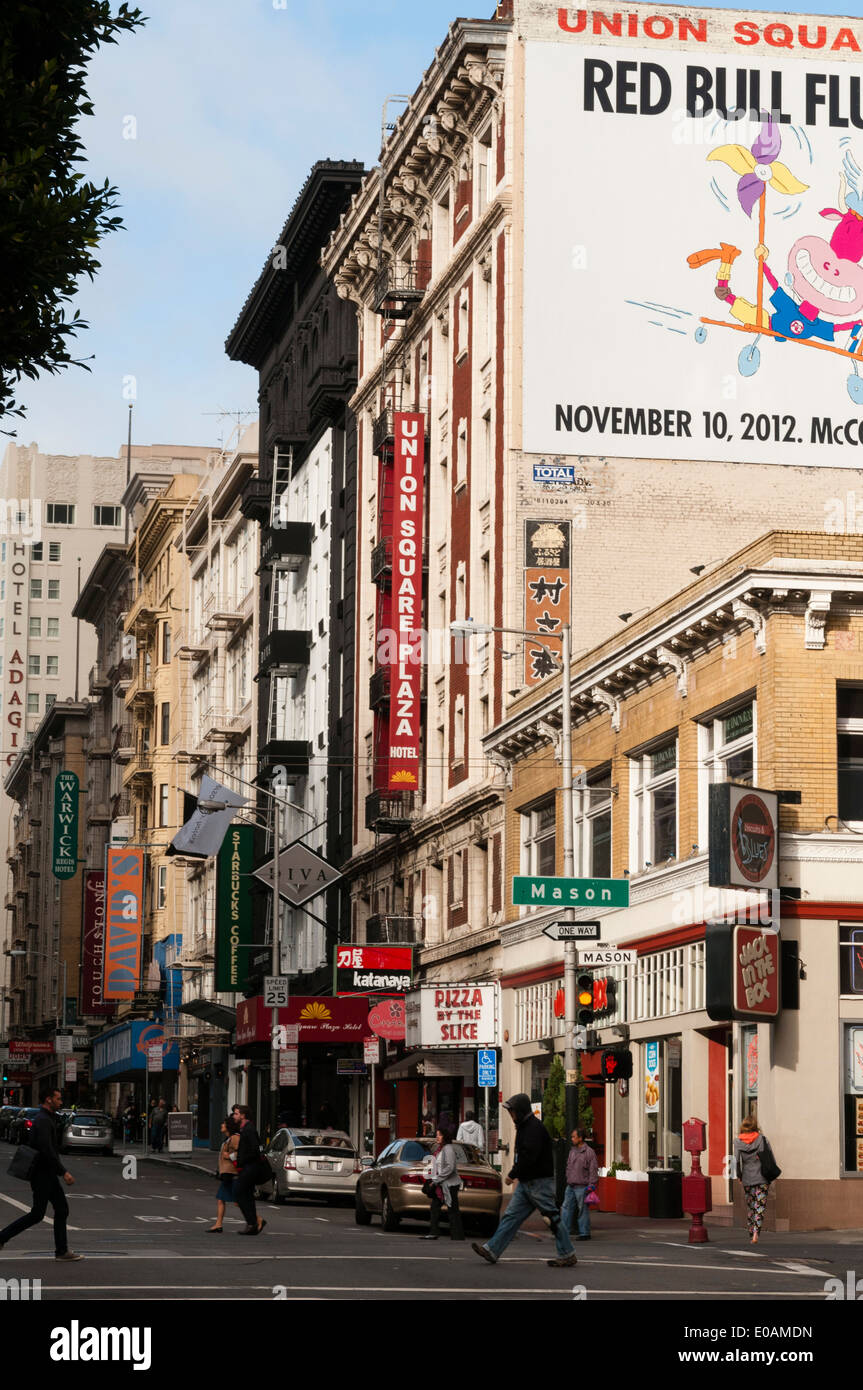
[576,974,595,1026]
[599,1047,633,1083]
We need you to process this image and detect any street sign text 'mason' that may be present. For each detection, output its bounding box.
[512,876,629,908]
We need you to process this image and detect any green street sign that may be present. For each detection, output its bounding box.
[52,771,79,880]
[216,823,255,992]
[512,875,629,908]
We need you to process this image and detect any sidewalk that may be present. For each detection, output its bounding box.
[139,1149,220,1178]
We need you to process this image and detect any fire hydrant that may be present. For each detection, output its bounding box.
[682,1117,712,1244]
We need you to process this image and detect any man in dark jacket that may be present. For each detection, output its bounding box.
[472,1093,577,1267]
[0,1087,82,1260]
[232,1106,266,1235]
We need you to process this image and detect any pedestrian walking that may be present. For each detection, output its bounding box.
[149,1099,167,1153]
[471,1093,577,1268]
[734,1115,781,1245]
[209,1116,240,1233]
[0,1087,82,1261]
[421,1127,465,1241]
[456,1110,485,1151]
[561,1128,599,1241]
[233,1106,267,1235]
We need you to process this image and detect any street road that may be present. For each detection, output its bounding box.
[0,1154,852,1302]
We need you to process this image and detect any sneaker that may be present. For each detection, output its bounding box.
[55,1252,83,1262]
[471,1241,497,1265]
[547,1253,578,1268]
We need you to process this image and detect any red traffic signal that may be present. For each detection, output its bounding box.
[599,1047,633,1082]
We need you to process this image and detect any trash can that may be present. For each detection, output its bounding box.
[648,1168,683,1219]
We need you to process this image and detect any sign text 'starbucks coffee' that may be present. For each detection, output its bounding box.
[216,824,254,992]
[52,772,79,879]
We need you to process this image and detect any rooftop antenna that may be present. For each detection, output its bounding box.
[202,407,256,455]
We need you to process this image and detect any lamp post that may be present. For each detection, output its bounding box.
[451,619,580,1134]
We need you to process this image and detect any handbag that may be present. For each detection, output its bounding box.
[760,1137,781,1184]
[7,1144,39,1182]
[584,1186,600,1209]
[421,1178,437,1200]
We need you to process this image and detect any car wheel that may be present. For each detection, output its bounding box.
[355,1186,372,1226]
[381,1189,400,1232]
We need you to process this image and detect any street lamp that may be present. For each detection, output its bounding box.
[451,618,581,1134]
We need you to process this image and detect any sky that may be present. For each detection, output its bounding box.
[10,0,860,458]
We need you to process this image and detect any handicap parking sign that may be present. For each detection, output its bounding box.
[477,1049,497,1088]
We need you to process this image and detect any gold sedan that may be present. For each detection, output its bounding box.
[355,1136,501,1235]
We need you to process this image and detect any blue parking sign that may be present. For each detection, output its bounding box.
[478,1049,497,1088]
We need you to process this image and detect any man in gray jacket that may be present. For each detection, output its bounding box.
[562,1129,599,1240]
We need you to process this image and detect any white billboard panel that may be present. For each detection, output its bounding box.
[524,16,863,467]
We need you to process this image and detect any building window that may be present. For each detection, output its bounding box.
[46,504,75,525]
[630,739,678,870]
[840,925,863,996]
[160,702,170,745]
[159,784,169,827]
[49,542,61,562]
[453,693,465,764]
[94,506,122,527]
[574,765,612,878]
[522,797,557,878]
[698,701,755,843]
[47,617,59,639]
[28,655,40,676]
[30,542,42,561]
[455,417,467,489]
[157,865,167,911]
[46,655,58,676]
[47,579,60,600]
[27,693,39,715]
[30,579,42,600]
[162,623,171,665]
[44,693,56,712]
[838,685,863,824]
[842,1024,863,1173]
[28,617,41,638]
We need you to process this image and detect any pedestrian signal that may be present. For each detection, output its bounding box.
[599,1048,633,1083]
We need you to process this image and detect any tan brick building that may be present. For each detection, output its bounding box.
[487,530,863,1231]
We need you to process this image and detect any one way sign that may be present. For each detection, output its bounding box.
[252,843,342,906]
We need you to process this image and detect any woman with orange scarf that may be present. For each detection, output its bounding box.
[733,1116,778,1244]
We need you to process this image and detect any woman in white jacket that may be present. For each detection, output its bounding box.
[421,1128,465,1241]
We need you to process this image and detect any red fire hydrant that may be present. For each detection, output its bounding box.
[681,1117,712,1245]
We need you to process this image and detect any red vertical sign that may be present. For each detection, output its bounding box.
[387,412,425,791]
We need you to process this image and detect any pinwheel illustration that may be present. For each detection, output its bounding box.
[688,122,863,402]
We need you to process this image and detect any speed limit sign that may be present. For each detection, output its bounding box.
[264,975,289,1007]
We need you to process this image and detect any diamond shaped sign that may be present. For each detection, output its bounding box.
[252,842,342,906]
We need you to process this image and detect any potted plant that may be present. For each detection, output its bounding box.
[598,1159,630,1212]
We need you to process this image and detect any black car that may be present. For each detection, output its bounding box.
[9,1107,41,1145]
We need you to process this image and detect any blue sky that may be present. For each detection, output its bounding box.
[11,0,860,456]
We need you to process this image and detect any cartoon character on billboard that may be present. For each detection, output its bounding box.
[688,121,863,403]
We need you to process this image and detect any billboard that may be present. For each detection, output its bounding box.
[387,412,425,791]
[81,870,114,1016]
[52,771,79,879]
[103,848,144,1001]
[334,945,413,996]
[523,5,863,467]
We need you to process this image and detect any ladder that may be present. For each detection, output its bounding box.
[270,445,292,529]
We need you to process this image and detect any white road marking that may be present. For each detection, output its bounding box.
[775,1260,833,1278]
[719,1249,765,1258]
[0,1191,80,1229]
[42,1284,828,1298]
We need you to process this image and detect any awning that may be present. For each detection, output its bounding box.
[384,1050,475,1081]
[179,999,237,1032]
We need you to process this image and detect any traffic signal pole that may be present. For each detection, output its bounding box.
[560,622,579,1136]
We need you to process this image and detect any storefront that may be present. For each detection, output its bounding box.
[234,994,372,1143]
[91,1020,180,1126]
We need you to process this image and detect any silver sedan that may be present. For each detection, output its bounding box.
[60,1110,115,1156]
[266,1128,360,1204]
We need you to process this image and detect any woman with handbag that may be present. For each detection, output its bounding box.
[209,1116,240,1232]
[734,1115,781,1244]
[420,1127,464,1241]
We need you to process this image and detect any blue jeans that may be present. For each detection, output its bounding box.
[562,1184,590,1237]
[484,1177,574,1261]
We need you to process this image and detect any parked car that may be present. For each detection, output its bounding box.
[59,1110,114,1156]
[9,1107,41,1145]
[355,1137,502,1234]
[0,1106,22,1141]
[266,1128,361,1204]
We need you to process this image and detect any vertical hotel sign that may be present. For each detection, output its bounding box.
[103,848,144,1001]
[524,521,571,687]
[387,412,425,791]
[216,823,254,992]
[52,771,79,879]
[81,870,113,1016]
